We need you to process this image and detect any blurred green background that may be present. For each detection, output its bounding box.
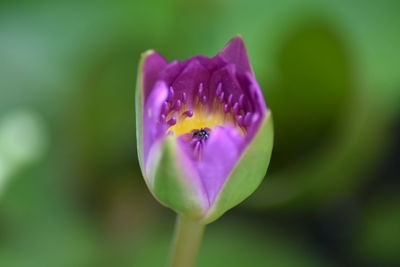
[1,0,399,266]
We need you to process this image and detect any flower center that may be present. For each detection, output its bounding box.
[192,128,210,140]
[159,82,252,139]
[167,108,225,136]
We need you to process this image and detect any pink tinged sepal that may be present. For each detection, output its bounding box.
[147,136,208,219]
[203,111,273,223]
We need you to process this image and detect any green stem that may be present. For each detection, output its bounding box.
[168,215,205,267]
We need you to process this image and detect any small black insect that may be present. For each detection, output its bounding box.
[192,128,210,140]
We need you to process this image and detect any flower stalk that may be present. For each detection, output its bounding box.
[169,215,205,267]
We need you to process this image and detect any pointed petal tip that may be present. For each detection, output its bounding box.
[232,34,244,42]
[140,50,168,100]
[140,50,159,64]
[141,50,167,66]
[218,35,252,74]
[141,49,161,58]
[141,49,155,57]
[220,35,247,55]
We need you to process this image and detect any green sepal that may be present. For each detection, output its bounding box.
[203,111,274,223]
[135,50,154,176]
[151,136,207,219]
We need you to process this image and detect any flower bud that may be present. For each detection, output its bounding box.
[136,36,273,223]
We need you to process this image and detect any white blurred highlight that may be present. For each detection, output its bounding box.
[0,108,48,196]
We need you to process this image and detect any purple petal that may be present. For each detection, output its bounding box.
[209,63,243,97]
[175,138,211,208]
[218,35,252,74]
[171,59,210,106]
[142,51,168,100]
[197,126,244,205]
[178,126,245,206]
[193,55,226,72]
[160,60,186,86]
[239,72,267,140]
[244,72,267,114]
[246,73,267,114]
[143,82,168,168]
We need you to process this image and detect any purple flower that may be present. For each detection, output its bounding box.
[136,36,273,223]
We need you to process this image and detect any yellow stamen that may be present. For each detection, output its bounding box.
[168,108,226,136]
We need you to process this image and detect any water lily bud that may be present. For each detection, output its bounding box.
[135,36,273,223]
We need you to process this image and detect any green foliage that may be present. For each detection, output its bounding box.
[0,0,399,266]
